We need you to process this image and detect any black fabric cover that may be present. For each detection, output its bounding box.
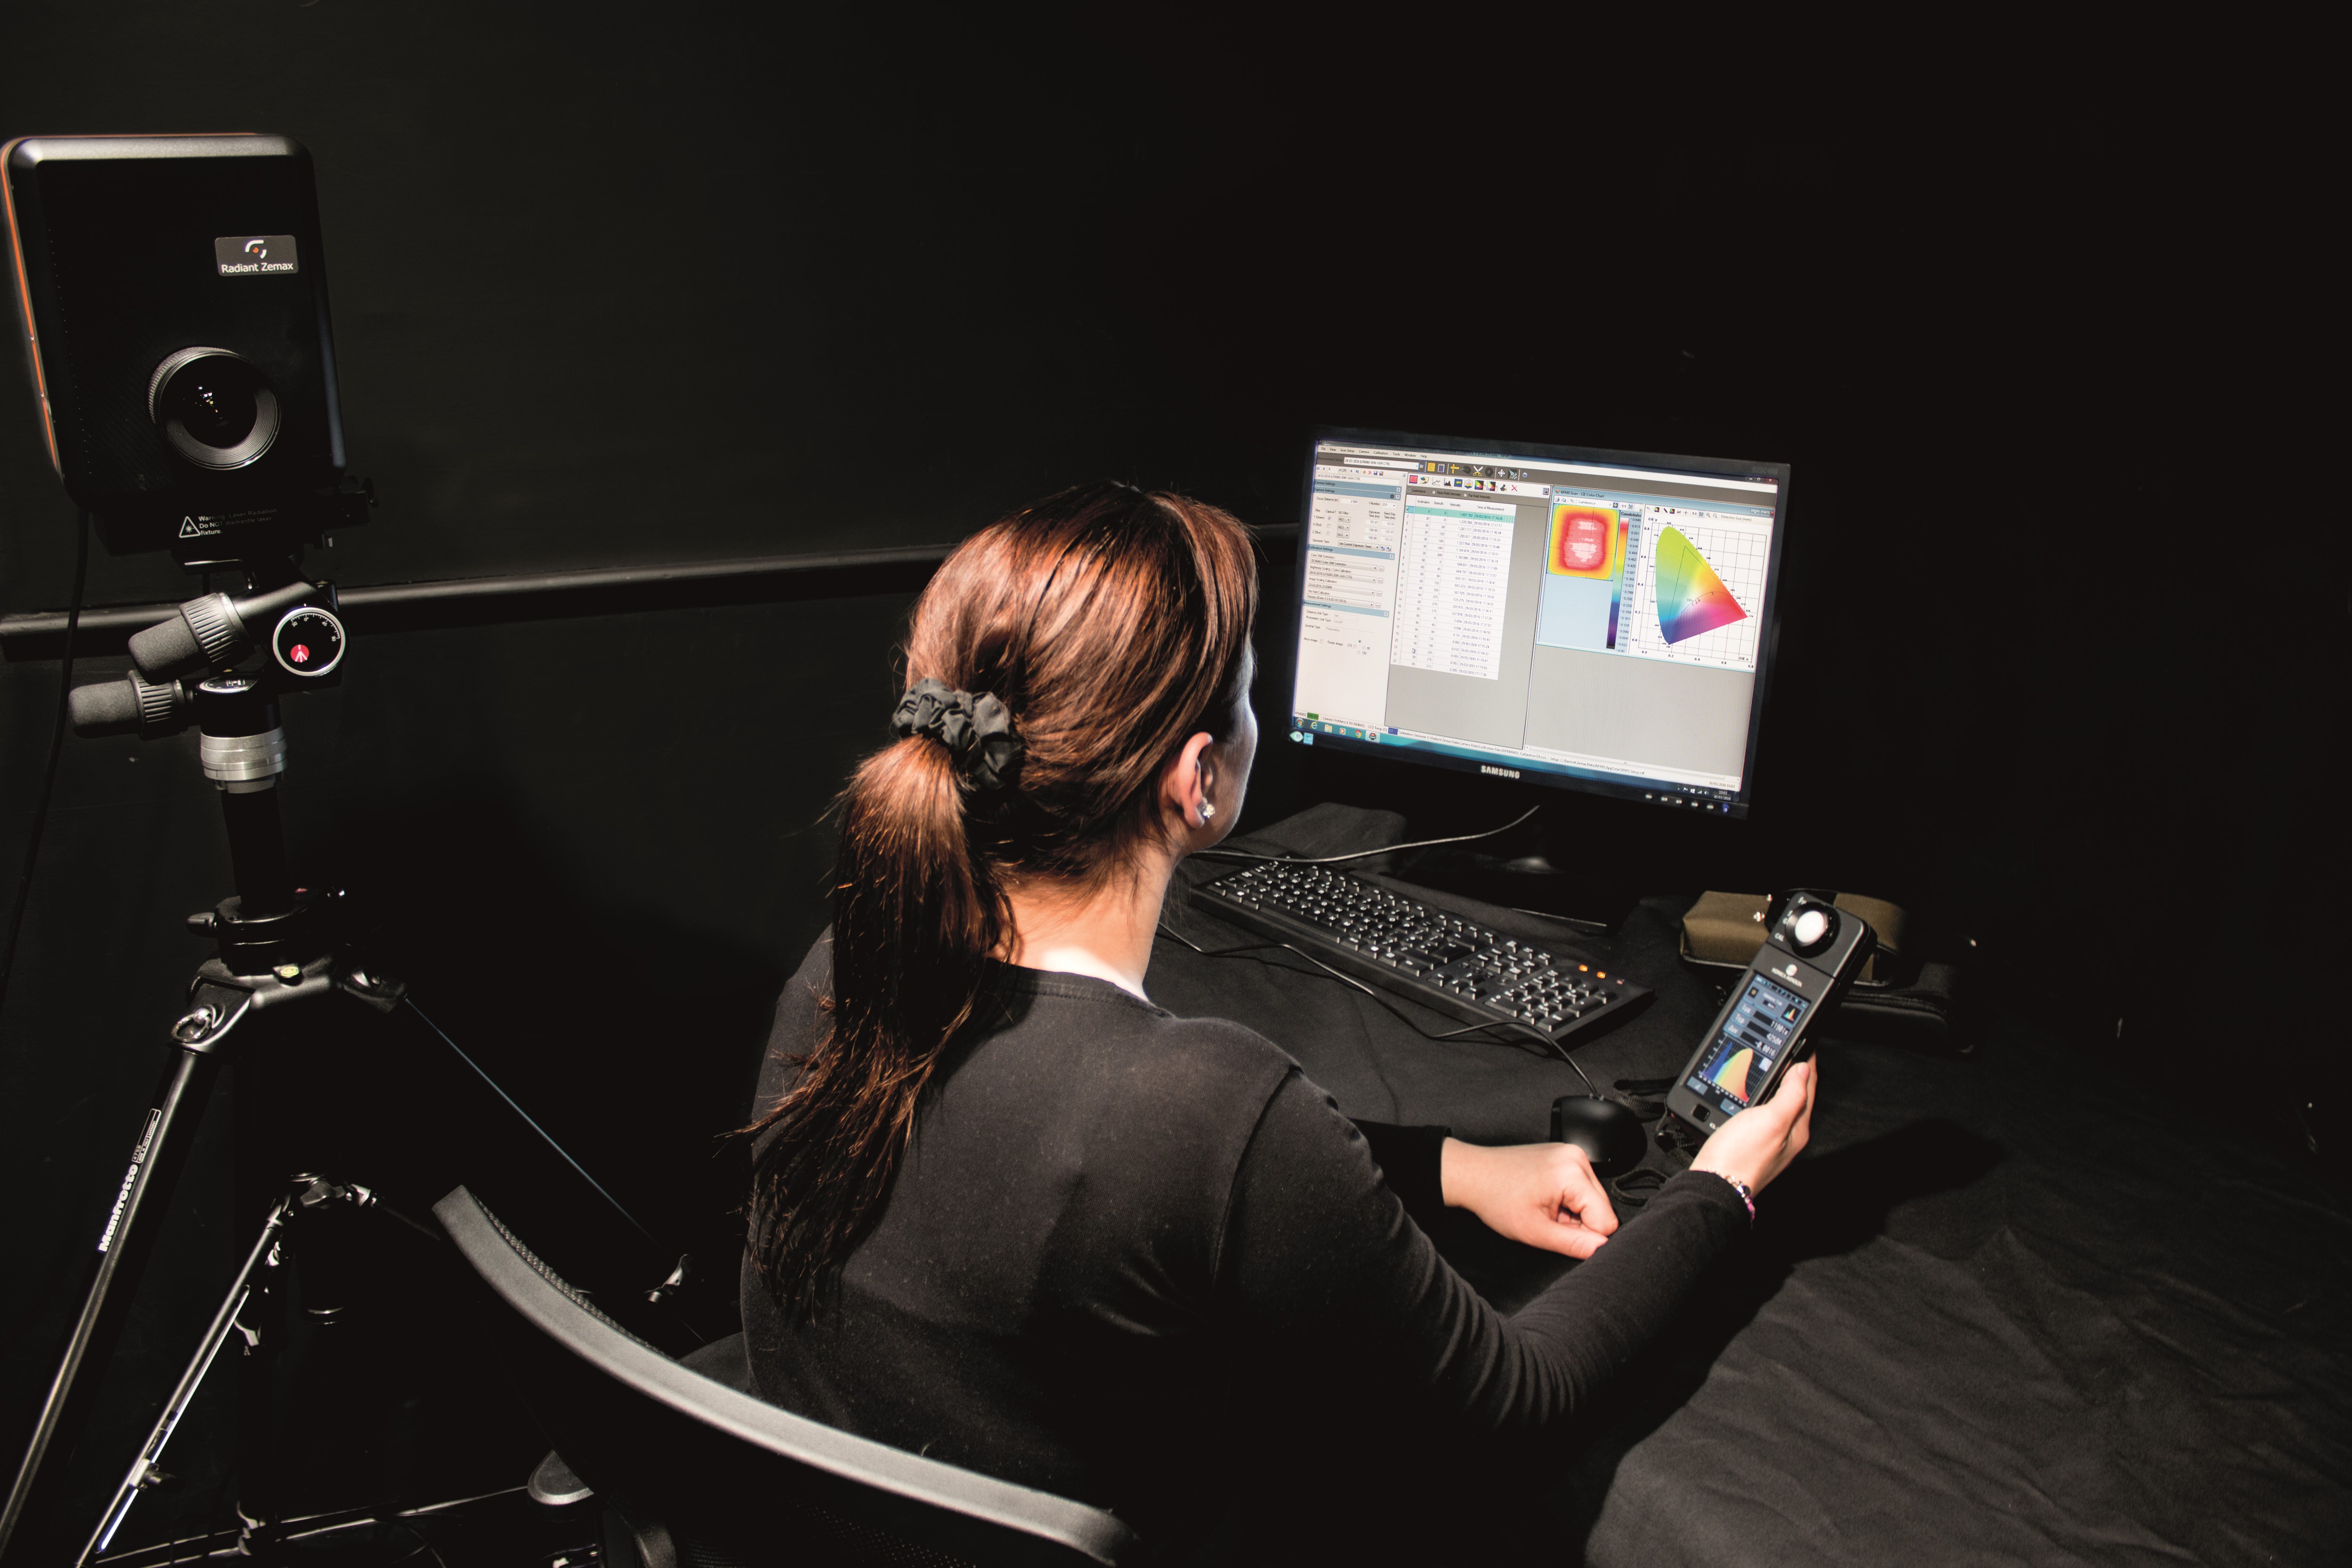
[1147,804,2352,1566]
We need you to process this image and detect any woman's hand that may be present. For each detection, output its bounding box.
[1691,1059,1818,1195]
[1440,1138,1620,1259]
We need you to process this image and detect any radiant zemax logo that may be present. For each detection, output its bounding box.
[214,234,300,277]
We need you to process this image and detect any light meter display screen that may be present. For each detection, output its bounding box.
[1685,974,1811,1117]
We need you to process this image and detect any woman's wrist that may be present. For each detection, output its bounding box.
[1438,1136,1473,1207]
[1438,1136,1509,1210]
[1688,1166,1755,1223]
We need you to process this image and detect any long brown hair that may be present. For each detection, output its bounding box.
[745,482,1258,1314]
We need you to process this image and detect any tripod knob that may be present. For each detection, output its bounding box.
[269,605,345,678]
[127,592,243,681]
[69,670,193,738]
[127,581,317,682]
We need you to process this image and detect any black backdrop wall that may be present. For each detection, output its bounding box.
[0,2,2333,1556]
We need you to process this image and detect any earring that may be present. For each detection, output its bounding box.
[1199,801,1216,825]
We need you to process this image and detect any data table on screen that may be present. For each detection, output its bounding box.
[1391,499,1514,681]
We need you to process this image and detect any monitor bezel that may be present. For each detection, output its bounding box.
[1287,424,1795,821]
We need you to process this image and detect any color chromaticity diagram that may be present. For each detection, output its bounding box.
[1711,1046,1756,1100]
[1653,526,1749,645]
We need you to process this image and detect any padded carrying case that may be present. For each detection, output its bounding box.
[1679,889,1977,1055]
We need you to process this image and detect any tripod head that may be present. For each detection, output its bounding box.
[65,555,354,977]
[67,556,348,742]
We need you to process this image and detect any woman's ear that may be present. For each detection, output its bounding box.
[1162,731,1217,829]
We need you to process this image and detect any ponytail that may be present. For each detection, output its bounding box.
[743,482,1256,1316]
[743,734,1006,1313]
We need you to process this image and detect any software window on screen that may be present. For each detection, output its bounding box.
[1290,437,1782,812]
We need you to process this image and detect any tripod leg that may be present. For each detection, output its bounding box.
[0,990,247,1566]
[231,1232,294,1563]
[73,1195,295,1567]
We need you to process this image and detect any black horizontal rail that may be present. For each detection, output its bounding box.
[0,525,1301,661]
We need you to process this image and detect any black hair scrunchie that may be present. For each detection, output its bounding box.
[890,677,1024,793]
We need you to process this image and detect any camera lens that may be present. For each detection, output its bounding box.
[148,349,280,470]
[167,368,258,447]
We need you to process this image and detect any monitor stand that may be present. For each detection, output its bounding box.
[1392,816,1642,933]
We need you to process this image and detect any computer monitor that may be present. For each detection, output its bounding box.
[1285,427,1790,826]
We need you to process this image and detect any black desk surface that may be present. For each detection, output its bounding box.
[1151,804,2352,1567]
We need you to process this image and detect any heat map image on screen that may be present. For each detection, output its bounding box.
[1653,526,1749,643]
[1548,504,1622,580]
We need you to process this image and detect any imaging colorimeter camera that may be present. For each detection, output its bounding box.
[1664,891,1875,1135]
[6,135,371,734]
[4,134,368,557]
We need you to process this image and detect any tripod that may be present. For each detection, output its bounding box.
[0,658,408,1566]
[79,1173,400,1566]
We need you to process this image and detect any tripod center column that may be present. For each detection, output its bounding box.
[196,676,295,915]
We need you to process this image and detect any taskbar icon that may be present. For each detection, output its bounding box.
[1292,718,1390,745]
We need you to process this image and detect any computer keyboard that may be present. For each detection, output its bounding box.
[1190,860,1651,1047]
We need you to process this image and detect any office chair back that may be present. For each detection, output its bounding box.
[433,1186,1142,1568]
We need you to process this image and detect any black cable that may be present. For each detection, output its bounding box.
[1190,803,1541,867]
[388,1521,450,1568]
[0,508,91,1027]
[404,995,663,1250]
[1153,921,1600,1095]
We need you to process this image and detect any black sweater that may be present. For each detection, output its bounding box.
[741,938,1746,1526]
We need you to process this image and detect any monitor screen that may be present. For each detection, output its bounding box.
[1285,428,1790,818]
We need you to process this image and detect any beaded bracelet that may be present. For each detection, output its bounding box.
[1696,1169,1756,1224]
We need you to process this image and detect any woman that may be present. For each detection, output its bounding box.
[741,482,1814,1544]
